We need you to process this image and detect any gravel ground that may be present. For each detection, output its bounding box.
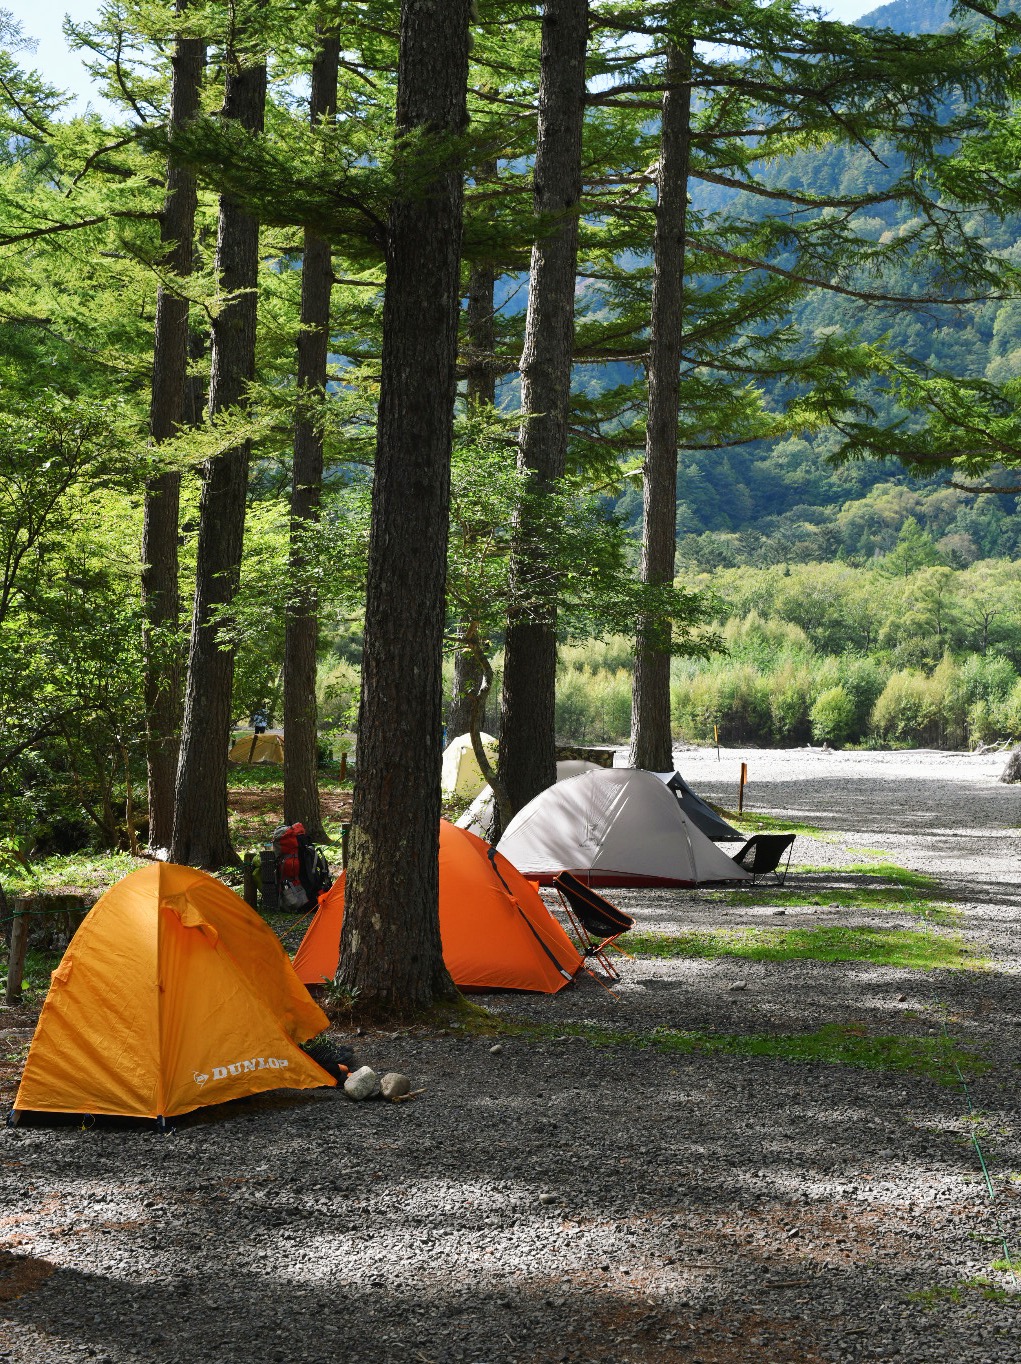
[2,747,1020,1363]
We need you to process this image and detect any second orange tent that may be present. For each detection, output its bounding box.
[294,821,582,993]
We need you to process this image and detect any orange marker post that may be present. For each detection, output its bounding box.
[738,761,748,814]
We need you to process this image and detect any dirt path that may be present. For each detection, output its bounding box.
[2,749,1020,1362]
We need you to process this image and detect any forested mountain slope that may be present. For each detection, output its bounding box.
[610,0,1021,571]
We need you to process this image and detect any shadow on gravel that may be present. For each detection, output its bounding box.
[2,1042,1016,1364]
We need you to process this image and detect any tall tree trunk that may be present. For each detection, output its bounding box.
[171,31,267,870]
[447,254,496,739]
[140,8,203,852]
[335,0,472,1016]
[283,32,340,842]
[498,0,588,817]
[630,40,693,772]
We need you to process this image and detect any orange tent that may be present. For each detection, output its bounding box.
[13,863,335,1121]
[294,821,582,993]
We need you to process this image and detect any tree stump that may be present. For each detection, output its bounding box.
[5,903,30,1006]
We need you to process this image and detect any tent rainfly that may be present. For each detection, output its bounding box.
[495,768,753,887]
[653,771,744,842]
[440,732,498,800]
[457,759,601,842]
[228,731,285,765]
[294,820,582,993]
[13,863,335,1122]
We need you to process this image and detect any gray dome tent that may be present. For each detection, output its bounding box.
[653,771,744,842]
[495,768,752,887]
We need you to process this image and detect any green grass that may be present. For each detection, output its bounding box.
[711,878,959,924]
[842,863,939,890]
[718,809,827,838]
[449,1011,985,1085]
[520,1019,985,1085]
[626,925,983,971]
[908,1277,1020,1308]
[787,863,939,892]
[0,850,145,895]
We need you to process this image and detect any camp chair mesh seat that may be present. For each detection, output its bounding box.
[552,871,634,982]
[730,833,796,885]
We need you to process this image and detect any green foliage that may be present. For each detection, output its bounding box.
[6,0,1021,856]
[811,685,857,745]
[872,668,944,745]
[0,850,145,894]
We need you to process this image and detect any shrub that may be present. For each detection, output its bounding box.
[837,657,887,734]
[871,669,943,745]
[769,661,815,743]
[810,685,857,745]
[673,662,772,744]
[992,680,1021,740]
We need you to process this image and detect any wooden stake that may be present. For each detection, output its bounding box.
[714,724,720,761]
[339,751,347,781]
[738,761,748,814]
[5,902,30,1006]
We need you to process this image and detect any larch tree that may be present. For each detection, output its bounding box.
[628,34,692,772]
[172,6,267,869]
[335,0,472,1015]
[498,0,589,818]
[282,26,340,842]
[141,0,204,851]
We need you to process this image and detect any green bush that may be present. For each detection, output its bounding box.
[871,669,943,745]
[673,661,772,744]
[992,680,1021,740]
[810,685,857,745]
[768,661,815,743]
[837,657,887,732]
[554,665,633,742]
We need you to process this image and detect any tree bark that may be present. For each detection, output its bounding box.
[498,0,588,817]
[141,7,203,852]
[630,40,693,772]
[466,242,497,407]
[447,255,497,739]
[283,32,340,842]
[171,31,266,870]
[335,0,471,1015]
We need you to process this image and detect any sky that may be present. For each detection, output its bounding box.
[7,0,882,111]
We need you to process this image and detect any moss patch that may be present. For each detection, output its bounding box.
[627,925,982,971]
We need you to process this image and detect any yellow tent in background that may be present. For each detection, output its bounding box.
[228,731,285,765]
[13,863,335,1121]
[440,732,497,800]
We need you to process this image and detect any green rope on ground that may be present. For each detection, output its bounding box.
[942,1019,1018,1281]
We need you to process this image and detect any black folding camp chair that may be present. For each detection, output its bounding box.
[730,833,795,886]
[552,871,635,983]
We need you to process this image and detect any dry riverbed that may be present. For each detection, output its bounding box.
[2,746,1020,1363]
